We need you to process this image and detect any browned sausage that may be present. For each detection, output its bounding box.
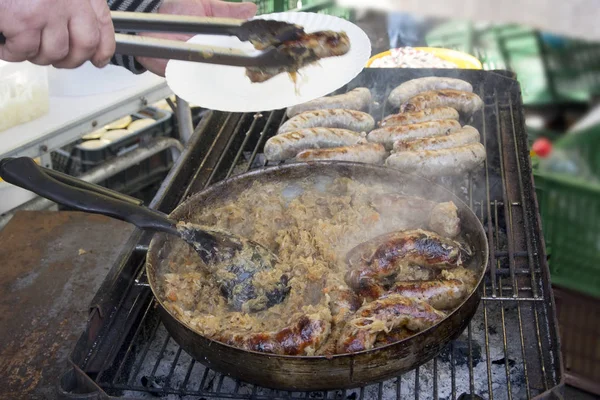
[388,77,473,107]
[336,294,445,353]
[368,120,461,150]
[278,109,375,134]
[388,279,468,310]
[295,143,387,164]
[401,90,484,115]
[345,229,463,299]
[380,107,459,127]
[286,87,372,117]
[392,125,480,152]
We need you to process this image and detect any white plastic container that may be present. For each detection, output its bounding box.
[0,61,50,132]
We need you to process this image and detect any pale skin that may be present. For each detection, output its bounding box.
[0,0,257,76]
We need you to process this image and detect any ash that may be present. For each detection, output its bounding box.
[118,300,534,400]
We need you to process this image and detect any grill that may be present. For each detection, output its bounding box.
[60,69,563,400]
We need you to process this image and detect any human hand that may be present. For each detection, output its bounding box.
[0,0,115,68]
[137,0,258,76]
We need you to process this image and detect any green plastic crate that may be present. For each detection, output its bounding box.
[426,21,600,106]
[534,126,600,298]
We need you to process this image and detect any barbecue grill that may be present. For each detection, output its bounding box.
[59,69,563,399]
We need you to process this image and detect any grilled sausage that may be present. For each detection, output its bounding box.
[393,125,480,152]
[380,107,460,128]
[286,87,372,117]
[401,90,484,115]
[429,201,460,238]
[345,229,463,299]
[264,128,364,161]
[295,143,387,164]
[385,143,487,177]
[368,120,461,150]
[388,279,468,310]
[336,294,445,353]
[388,77,473,108]
[278,109,375,134]
[215,310,331,356]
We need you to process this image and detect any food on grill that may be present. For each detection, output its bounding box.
[380,107,459,128]
[264,128,364,161]
[386,143,487,177]
[393,125,480,152]
[278,109,375,134]
[215,309,332,355]
[401,90,484,115]
[286,87,372,118]
[367,120,461,150]
[388,279,468,310]
[370,194,460,238]
[374,328,413,347]
[295,143,387,164]
[388,77,473,108]
[246,31,351,83]
[429,201,461,238]
[345,230,463,299]
[336,294,445,353]
[159,178,478,356]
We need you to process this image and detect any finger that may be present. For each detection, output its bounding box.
[53,13,100,69]
[207,0,258,19]
[89,0,115,68]
[29,24,69,66]
[0,30,42,62]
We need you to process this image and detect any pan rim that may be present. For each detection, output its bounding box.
[146,161,489,360]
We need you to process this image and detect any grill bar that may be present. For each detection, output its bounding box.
[63,69,562,400]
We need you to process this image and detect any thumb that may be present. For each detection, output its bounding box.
[208,0,258,19]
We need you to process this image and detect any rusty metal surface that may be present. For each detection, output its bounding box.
[0,211,134,400]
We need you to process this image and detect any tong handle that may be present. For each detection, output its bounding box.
[0,157,177,234]
[111,11,243,36]
[115,33,291,67]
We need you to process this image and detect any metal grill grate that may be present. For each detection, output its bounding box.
[64,69,562,400]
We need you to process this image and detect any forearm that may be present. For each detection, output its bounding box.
[108,0,164,73]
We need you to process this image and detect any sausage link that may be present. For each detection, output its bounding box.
[401,90,484,115]
[388,279,468,310]
[393,125,480,152]
[345,229,463,299]
[388,77,473,108]
[264,128,364,161]
[215,311,331,356]
[385,143,487,177]
[337,294,445,353]
[286,87,372,117]
[368,119,461,150]
[429,201,460,238]
[295,143,387,164]
[380,107,459,127]
[278,109,375,134]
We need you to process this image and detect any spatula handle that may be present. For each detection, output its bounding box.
[0,157,178,235]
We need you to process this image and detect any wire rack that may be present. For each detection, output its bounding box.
[63,69,562,400]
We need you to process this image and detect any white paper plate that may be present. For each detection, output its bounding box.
[165,12,371,113]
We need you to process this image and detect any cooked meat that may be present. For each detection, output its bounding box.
[215,309,331,355]
[401,90,484,115]
[264,128,364,161]
[388,279,468,310]
[278,109,375,134]
[380,107,460,127]
[337,294,445,353]
[295,143,387,164]
[246,31,350,83]
[374,328,413,347]
[388,77,473,108]
[286,87,372,117]
[345,229,463,299]
[429,201,460,238]
[317,285,361,356]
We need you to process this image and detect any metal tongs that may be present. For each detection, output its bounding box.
[0,11,305,68]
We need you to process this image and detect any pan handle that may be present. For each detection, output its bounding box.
[0,157,178,235]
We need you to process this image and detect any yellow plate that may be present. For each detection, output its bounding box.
[366,47,482,70]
